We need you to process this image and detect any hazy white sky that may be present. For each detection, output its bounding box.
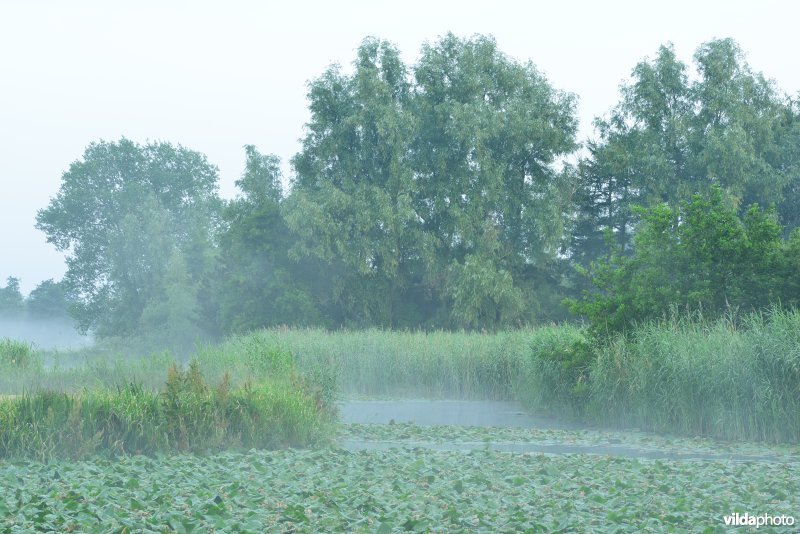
[1,0,798,294]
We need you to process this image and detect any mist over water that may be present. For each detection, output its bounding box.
[338,399,581,429]
[0,317,93,350]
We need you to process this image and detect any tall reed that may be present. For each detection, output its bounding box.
[588,309,800,442]
[252,328,530,399]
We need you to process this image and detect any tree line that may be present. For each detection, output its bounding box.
[20,34,800,341]
[0,277,73,320]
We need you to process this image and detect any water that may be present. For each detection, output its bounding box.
[337,399,795,463]
[338,399,581,429]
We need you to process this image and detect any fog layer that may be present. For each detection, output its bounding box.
[0,317,92,350]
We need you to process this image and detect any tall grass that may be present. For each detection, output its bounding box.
[1,329,530,401]
[588,309,800,443]
[0,349,179,394]
[0,333,335,402]
[250,329,530,399]
[3,313,797,445]
[0,359,333,461]
[0,337,42,370]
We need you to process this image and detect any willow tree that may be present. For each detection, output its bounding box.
[287,35,578,328]
[412,34,578,327]
[286,38,432,327]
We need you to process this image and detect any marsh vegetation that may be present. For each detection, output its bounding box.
[1,323,799,531]
[2,31,799,531]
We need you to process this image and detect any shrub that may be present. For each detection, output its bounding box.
[568,186,786,336]
[513,325,591,417]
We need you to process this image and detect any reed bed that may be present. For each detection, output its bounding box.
[245,328,532,399]
[2,310,798,445]
[589,309,800,443]
[0,335,336,460]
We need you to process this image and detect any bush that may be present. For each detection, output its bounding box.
[513,325,592,417]
[568,186,786,336]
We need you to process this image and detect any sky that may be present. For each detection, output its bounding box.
[1,0,798,294]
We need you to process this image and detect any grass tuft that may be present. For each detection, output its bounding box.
[0,337,42,370]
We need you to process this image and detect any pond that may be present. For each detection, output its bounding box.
[338,399,580,429]
[337,399,797,463]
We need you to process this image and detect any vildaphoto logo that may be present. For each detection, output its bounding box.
[723,512,795,529]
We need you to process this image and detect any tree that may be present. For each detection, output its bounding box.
[573,45,688,267]
[214,146,321,333]
[286,34,578,329]
[412,33,578,327]
[691,39,792,209]
[36,138,221,337]
[571,40,797,268]
[139,249,204,352]
[569,186,784,335]
[26,279,73,318]
[287,38,432,327]
[776,98,800,233]
[0,277,24,317]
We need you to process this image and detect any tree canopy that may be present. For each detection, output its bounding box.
[36,138,221,338]
[0,277,24,317]
[32,35,800,338]
[287,34,578,329]
[571,39,798,267]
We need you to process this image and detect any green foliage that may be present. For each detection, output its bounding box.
[0,356,332,461]
[507,309,800,443]
[413,34,578,328]
[287,37,430,328]
[777,100,800,231]
[236,144,284,204]
[513,325,591,417]
[0,338,42,370]
[568,186,786,334]
[3,321,799,445]
[446,254,525,329]
[138,249,205,353]
[27,38,800,335]
[35,138,221,337]
[0,276,24,317]
[589,308,800,442]
[287,34,578,329]
[571,39,799,267]
[0,432,796,531]
[25,279,73,318]
[191,335,340,422]
[214,146,321,334]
